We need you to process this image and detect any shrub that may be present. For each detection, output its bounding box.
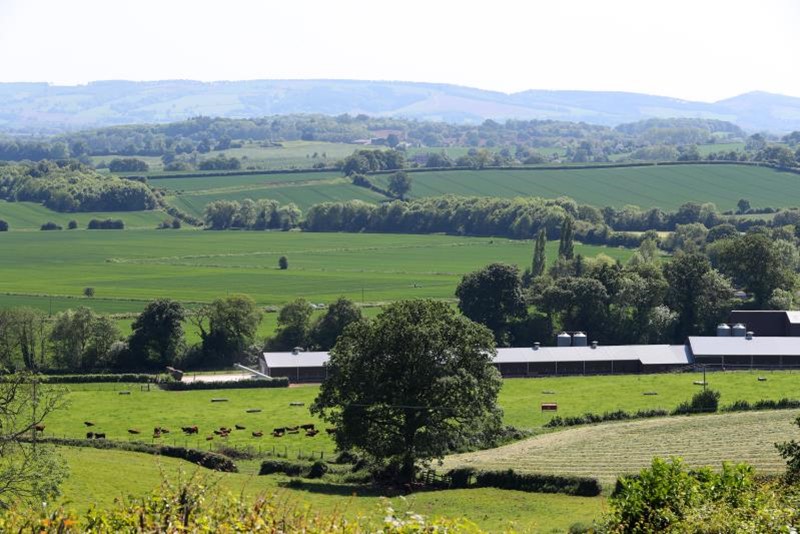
[30,437,236,472]
[446,467,476,488]
[545,408,668,428]
[108,158,149,173]
[171,218,181,229]
[87,218,124,229]
[259,459,306,477]
[278,256,288,270]
[308,460,328,479]
[474,469,601,496]
[40,221,62,231]
[158,377,289,391]
[67,220,78,229]
[672,388,721,415]
[0,373,155,384]
[0,219,7,231]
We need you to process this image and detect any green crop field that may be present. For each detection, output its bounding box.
[0,230,632,311]
[150,171,339,192]
[0,200,171,231]
[55,447,604,532]
[445,409,799,484]
[370,164,800,211]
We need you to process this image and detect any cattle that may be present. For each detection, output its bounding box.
[128,429,141,435]
[252,431,264,438]
[305,429,319,437]
[325,428,337,435]
[84,421,95,427]
[286,426,299,431]
[94,433,106,439]
[299,424,315,431]
[271,430,284,438]
[235,424,246,430]
[181,426,199,434]
[206,436,214,441]
[273,427,286,434]
[219,427,231,433]
[34,424,45,432]
[86,431,94,439]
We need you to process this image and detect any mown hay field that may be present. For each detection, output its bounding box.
[445,409,799,484]
[0,230,632,310]
[371,164,800,211]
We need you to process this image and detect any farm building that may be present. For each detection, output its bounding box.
[260,331,800,382]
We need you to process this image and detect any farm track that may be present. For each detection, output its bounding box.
[445,410,800,484]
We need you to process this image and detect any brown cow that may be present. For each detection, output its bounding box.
[299,424,315,431]
[94,432,106,439]
[34,424,45,432]
[235,424,246,430]
[305,429,319,437]
[325,428,337,435]
[252,431,264,438]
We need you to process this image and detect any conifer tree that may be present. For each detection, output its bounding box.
[531,228,547,277]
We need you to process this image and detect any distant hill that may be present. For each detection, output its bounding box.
[0,80,798,133]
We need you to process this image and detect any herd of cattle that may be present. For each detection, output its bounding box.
[68,420,337,441]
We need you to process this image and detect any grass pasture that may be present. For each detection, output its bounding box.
[56,448,605,532]
[371,164,800,211]
[444,409,799,484]
[0,200,171,231]
[0,230,632,309]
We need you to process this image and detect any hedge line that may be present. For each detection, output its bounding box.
[27,437,237,472]
[545,409,669,428]
[0,373,155,384]
[722,398,800,412]
[445,467,601,496]
[159,377,289,390]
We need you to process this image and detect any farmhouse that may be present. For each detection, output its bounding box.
[260,330,800,382]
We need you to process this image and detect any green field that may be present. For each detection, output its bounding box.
[370,164,800,211]
[0,200,171,231]
[0,230,632,310]
[56,447,604,532]
[445,409,798,484]
[44,371,800,448]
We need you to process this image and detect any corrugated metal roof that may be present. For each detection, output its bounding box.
[263,344,692,369]
[494,345,690,365]
[688,336,800,356]
[262,351,329,369]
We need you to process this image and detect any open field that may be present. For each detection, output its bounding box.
[42,371,800,452]
[371,164,800,211]
[0,230,632,310]
[0,200,171,231]
[445,409,799,484]
[56,448,605,532]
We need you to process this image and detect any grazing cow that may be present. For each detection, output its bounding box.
[84,421,95,427]
[34,424,45,432]
[206,436,214,441]
[325,428,337,435]
[271,430,284,438]
[182,426,199,434]
[286,426,299,431]
[219,427,231,433]
[94,432,106,439]
[305,429,319,437]
[235,424,246,430]
[299,424,315,431]
[252,431,264,438]
[272,427,286,434]
[128,429,141,435]
[86,431,94,439]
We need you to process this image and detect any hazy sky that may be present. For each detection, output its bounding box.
[1,0,798,102]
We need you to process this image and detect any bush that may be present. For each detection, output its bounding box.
[278,256,288,270]
[474,469,601,496]
[30,437,236,472]
[171,218,181,229]
[0,219,7,231]
[672,388,721,415]
[446,467,476,488]
[87,218,124,229]
[159,377,289,391]
[308,460,328,479]
[67,220,78,229]
[40,221,62,231]
[259,459,307,477]
[108,158,149,173]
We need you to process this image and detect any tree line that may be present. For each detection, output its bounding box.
[0,161,157,212]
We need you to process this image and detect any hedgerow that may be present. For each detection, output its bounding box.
[158,377,289,390]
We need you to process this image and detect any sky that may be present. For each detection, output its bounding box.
[1,0,799,102]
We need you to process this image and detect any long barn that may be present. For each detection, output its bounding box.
[261,332,800,383]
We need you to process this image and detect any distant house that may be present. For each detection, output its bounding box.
[728,310,800,337]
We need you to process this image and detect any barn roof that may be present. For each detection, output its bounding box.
[263,344,692,368]
[688,336,800,356]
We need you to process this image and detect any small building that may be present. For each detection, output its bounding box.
[688,335,800,368]
[260,351,329,382]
